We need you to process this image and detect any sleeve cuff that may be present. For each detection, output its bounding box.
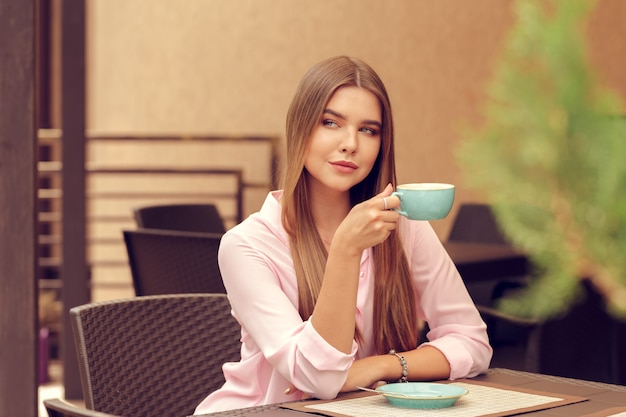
[300,320,357,371]
[420,338,473,380]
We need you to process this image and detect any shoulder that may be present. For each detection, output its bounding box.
[220,190,289,251]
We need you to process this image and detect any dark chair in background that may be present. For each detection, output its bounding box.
[447,203,528,305]
[70,294,241,417]
[133,203,226,234]
[123,228,225,295]
[44,398,119,417]
[448,203,510,245]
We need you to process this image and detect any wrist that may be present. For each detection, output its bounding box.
[388,349,409,383]
[328,241,363,260]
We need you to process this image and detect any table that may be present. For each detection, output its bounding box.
[194,368,626,417]
[443,241,530,284]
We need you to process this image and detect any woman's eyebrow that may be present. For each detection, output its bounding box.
[323,108,345,119]
[323,108,382,129]
[363,119,382,129]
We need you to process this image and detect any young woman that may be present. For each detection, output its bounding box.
[194,56,492,414]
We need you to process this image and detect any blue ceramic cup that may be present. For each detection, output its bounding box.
[391,183,455,220]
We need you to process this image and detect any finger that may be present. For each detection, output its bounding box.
[382,215,399,230]
[381,196,389,211]
[384,195,400,210]
[381,205,400,226]
[374,184,400,210]
[375,183,394,198]
[377,191,401,211]
[284,385,311,400]
[374,185,392,211]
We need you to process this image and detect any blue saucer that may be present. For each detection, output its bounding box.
[376,382,468,409]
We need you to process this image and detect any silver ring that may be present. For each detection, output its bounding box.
[382,197,388,210]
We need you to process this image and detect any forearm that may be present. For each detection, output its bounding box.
[310,245,361,354]
[400,346,451,381]
[343,346,451,391]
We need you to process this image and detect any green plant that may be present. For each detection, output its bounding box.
[458,0,626,319]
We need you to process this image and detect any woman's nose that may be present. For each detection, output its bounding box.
[340,128,358,154]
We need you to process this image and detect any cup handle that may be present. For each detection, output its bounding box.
[390,191,408,218]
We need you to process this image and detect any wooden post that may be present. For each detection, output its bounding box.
[0,0,38,415]
[61,0,89,399]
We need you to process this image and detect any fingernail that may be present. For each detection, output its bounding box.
[284,387,292,395]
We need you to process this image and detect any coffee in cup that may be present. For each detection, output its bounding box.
[391,183,455,220]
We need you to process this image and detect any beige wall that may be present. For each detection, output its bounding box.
[86,0,626,238]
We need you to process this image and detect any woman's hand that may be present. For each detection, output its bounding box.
[340,355,396,392]
[332,184,400,255]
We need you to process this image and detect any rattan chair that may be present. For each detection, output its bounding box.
[133,203,226,234]
[44,398,119,417]
[70,293,241,417]
[123,228,226,295]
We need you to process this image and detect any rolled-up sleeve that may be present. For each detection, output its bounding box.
[267,320,357,398]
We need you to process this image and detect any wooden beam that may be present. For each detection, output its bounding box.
[0,0,38,415]
[61,0,88,399]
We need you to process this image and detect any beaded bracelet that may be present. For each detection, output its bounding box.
[389,349,409,383]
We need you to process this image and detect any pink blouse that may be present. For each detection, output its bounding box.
[194,191,492,414]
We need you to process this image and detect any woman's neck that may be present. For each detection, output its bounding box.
[309,187,351,247]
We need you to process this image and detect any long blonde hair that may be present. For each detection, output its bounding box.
[280,56,418,354]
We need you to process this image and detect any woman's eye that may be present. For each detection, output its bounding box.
[360,127,378,135]
[322,119,338,128]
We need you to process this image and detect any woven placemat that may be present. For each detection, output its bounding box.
[282,379,588,417]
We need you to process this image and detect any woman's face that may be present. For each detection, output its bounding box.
[304,86,382,195]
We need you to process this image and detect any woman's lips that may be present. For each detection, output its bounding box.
[330,161,358,173]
